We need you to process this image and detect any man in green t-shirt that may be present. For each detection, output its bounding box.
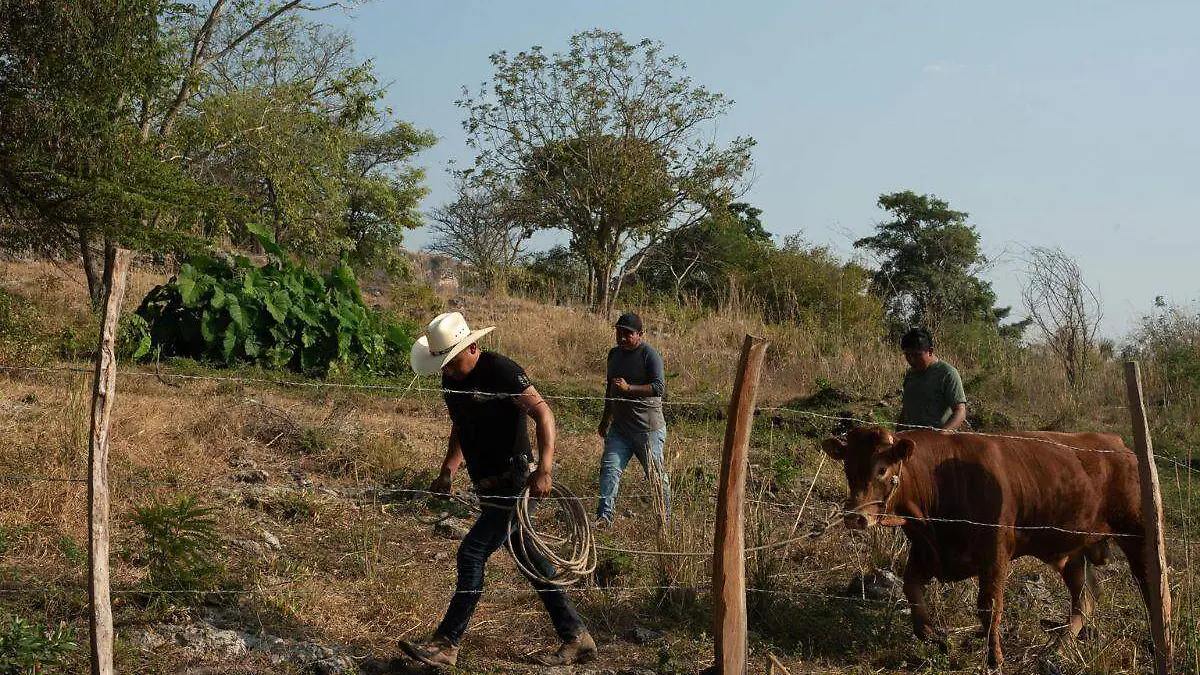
[898,327,967,431]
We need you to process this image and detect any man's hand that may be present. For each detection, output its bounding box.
[611,377,631,394]
[429,469,453,496]
[527,467,552,498]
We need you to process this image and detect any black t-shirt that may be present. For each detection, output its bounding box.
[442,351,534,485]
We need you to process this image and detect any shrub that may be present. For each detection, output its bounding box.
[0,616,76,674]
[131,497,222,592]
[739,240,884,343]
[133,253,417,375]
[1128,303,1200,402]
[593,548,634,587]
[0,290,52,366]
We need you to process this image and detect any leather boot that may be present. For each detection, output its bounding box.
[398,633,459,668]
[533,631,598,666]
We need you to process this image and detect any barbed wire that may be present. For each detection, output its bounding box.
[9,362,1200,473]
[5,364,1198,475]
[0,581,901,606]
[5,471,1192,549]
[762,406,1136,456]
[2,365,1197,566]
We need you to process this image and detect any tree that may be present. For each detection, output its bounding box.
[511,246,589,304]
[853,191,1024,336]
[457,29,755,314]
[630,202,771,304]
[1021,246,1102,389]
[1,0,200,305]
[743,236,883,340]
[427,179,531,294]
[175,11,435,272]
[0,0,430,306]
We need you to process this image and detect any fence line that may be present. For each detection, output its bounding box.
[0,582,903,606]
[3,361,1197,634]
[5,364,1198,473]
[5,470,1190,547]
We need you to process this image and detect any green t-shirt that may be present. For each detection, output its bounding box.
[901,360,967,429]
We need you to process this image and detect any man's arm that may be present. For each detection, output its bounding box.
[611,348,666,398]
[517,385,555,498]
[598,378,613,437]
[943,403,967,431]
[612,380,655,397]
[431,423,465,494]
[942,367,968,431]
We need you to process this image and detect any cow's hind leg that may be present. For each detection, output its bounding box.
[977,552,1012,670]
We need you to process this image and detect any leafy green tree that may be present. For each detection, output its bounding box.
[510,246,589,304]
[744,236,883,340]
[457,29,755,314]
[630,202,772,304]
[853,191,1025,336]
[0,0,203,305]
[176,12,435,273]
[0,0,431,306]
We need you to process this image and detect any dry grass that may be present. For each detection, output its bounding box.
[2,259,1199,674]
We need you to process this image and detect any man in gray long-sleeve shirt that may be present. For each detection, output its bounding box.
[596,312,670,526]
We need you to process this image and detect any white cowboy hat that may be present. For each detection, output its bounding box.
[410,312,495,375]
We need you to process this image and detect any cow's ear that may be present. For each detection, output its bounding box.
[821,437,847,461]
[887,437,916,463]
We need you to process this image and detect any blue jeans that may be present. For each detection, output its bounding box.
[596,427,670,523]
[435,498,586,645]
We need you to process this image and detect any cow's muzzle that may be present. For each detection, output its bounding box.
[842,501,876,530]
[843,511,870,530]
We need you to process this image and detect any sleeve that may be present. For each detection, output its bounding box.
[646,347,666,398]
[945,366,967,406]
[495,357,532,395]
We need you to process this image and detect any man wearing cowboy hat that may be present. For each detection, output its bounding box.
[399,312,596,669]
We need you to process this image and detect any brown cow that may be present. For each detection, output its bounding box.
[822,426,1147,670]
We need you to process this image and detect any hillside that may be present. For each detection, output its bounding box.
[1,258,1197,674]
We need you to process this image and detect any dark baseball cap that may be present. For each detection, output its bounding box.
[614,312,643,333]
[900,326,934,351]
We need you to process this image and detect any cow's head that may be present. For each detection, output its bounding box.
[822,426,914,530]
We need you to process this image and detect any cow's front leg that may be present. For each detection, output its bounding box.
[977,553,1012,670]
[903,557,946,649]
[1059,552,1096,638]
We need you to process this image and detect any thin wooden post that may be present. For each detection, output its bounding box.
[712,335,768,675]
[1124,360,1173,675]
[89,247,132,675]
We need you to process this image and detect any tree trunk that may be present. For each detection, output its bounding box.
[80,229,105,309]
[489,267,509,298]
[595,262,616,316]
[585,264,598,310]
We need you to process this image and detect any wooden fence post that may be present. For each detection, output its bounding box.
[1124,360,1173,675]
[712,335,769,675]
[89,248,132,675]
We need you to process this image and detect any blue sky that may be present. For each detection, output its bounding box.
[322,1,1198,338]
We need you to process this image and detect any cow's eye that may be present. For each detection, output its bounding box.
[876,466,887,478]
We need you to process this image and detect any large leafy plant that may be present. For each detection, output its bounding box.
[134,229,416,375]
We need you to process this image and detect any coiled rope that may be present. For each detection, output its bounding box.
[506,482,597,586]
